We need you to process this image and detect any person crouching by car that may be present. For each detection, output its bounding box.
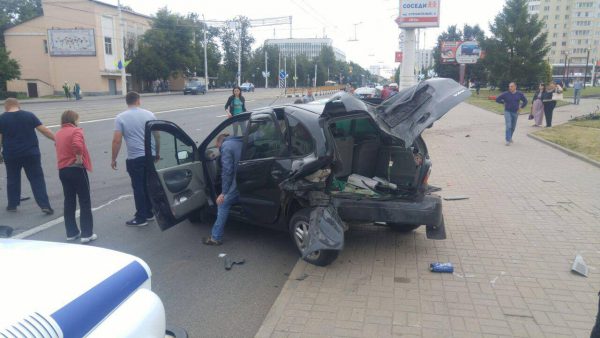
[55,110,96,243]
[224,86,246,136]
[203,134,242,246]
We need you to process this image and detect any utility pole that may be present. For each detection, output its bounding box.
[202,14,209,91]
[314,63,317,87]
[284,56,287,88]
[584,48,590,88]
[294,56,297,89]
[117,0,127,95]
[348,22,362,42]
[237,20,242,86]
[264,50,268,89]
[289,16,292,38]
[278,51,281,88]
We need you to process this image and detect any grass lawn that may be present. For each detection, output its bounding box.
[467,89,570,115]
[563,86,600,98]
[533,115,600,162]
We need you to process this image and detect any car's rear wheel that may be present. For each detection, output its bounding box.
[289,209,339,266]
[387,223,421,232]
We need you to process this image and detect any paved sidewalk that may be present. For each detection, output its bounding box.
[257,99,600,337]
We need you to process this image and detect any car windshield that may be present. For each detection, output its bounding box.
[187,81,201,87]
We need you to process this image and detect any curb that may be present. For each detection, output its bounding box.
[527,133,600,169]
[255,259,307,338]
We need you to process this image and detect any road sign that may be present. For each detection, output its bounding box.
[396,0,440,28]
[395,51,403,63]
[279,71,287,80]
[293,76,298,81]
[262,71,270,78]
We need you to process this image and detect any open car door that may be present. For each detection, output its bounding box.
[145,120,207,231]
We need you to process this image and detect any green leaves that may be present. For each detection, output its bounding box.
[0,48,20,91]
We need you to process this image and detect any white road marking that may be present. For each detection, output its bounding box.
[14,194,133,239]
[216,114,228,117]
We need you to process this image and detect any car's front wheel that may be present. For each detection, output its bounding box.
[289,209,339,266]
[387,223,421,232]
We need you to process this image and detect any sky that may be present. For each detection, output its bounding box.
[106,0,506,73]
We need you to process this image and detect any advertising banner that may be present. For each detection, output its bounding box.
[441,40,482,64]
[395,51,403,63]
[396,0,440,28]
[48,29,96,56]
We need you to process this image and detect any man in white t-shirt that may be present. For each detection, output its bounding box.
[111,91,159,227]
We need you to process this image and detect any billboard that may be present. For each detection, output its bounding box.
[396,0,440,28]
[48,29,96,56]
[441,41,482,64]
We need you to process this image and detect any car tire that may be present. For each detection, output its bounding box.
[289,208,339,267]
[387,223,421,233]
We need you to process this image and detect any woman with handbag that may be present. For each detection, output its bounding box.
[542,82,562,127]
[530,83,545,127]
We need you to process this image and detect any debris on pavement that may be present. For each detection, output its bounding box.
[224,257,246,271]
[295,273,309,281]
[0,225,13,238]
[218,253,227,258]
[443,195,470,201]
[430,262,454,273]
[465,134,470,137]
[572,254,589,277]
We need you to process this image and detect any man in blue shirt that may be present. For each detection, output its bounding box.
[496,82,528,146]
[203,134,243,245]
[0,98,55,214]
[573,79,583,105]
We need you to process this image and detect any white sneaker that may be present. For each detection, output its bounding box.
[67,233,80,241]
[505,141,510,146]
[81,234,98,244]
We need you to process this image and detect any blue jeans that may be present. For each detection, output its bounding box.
[574,89,581,104]
[5,154,51,209]
[504,110,518,142]
[211,190,239,241]
[125,156,153,220]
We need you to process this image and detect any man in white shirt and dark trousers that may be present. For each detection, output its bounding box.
[111,92,159,226]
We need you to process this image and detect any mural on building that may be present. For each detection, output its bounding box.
[48,29,96,56]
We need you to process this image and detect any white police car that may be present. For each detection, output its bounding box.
[0,239,181,337]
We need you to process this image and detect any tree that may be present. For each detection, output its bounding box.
[432,24,487,83]
[220,16,254,85]
[481,0,549,89]
[0,48,20,91]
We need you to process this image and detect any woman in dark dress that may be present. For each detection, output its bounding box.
[541,82,562,127]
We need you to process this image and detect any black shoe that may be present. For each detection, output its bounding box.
[42,207,54,215]
[203,237,222,246]
[6,206,17,212]
[126,218,148,227]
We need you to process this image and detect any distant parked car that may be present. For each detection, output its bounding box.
[183,81,206,95]
[355,87,378,99]
[240,82,255,92]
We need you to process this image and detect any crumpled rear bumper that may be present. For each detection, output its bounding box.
[332,195,446,239]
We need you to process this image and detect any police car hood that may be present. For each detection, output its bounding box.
[323,78,471,146]
[0,239,152,335]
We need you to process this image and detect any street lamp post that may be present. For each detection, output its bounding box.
[563,52,568,85]
[584,48,590,88]
[202,14,209,92]
[566,56,571,86]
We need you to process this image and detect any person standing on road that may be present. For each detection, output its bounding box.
[0,98,55,214]
[224,86,246,136]
[111,92,160,227]
[73,83,82,101]
[203,134,243,246]
[541,82,562,128]
[530,83,545,127]
[380,84,391,100]
[495,82,528,146]
[55,110,96,243]
[302,88,315,103]
[63,82,71,100]
[573,79,583,105]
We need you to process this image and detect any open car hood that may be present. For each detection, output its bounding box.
[323,78,471,146]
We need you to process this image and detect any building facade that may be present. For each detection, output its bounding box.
[527,0,600,84]
[415,49,434,71]
[4,0,151,97]
[264,38,346,61]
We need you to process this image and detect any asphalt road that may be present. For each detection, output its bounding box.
[1,90,301,337]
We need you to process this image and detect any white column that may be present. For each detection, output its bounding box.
[400,28,417,89]
[117,0,127,95]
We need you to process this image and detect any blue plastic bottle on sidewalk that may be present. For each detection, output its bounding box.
[430,262,454,273]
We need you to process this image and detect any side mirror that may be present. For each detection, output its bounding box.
[177,151,190,161]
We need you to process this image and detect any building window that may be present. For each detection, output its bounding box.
[104,37,113,55]
[552,42,557,46]
[43,40,48,54]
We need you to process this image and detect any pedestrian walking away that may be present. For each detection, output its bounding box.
[495,82,528,145]
[73,83,82,100]
[542,82,562,127]
[111,91,160,227]
[0,98,55,214]
[55,110,96,243]
[475,79,481,96]
[530,83,545,127]
[224,86,247,136]
[573,79,583,105]
[203,134,243,246]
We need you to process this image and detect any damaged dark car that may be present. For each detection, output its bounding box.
[144,78,471,266]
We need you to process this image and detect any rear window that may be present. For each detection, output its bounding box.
[330,117,377,140]
[288,116,314,156]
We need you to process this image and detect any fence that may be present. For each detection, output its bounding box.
[284,85,345,98]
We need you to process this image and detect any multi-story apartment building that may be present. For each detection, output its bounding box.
[527,0,600,85]
[265,38,346,62]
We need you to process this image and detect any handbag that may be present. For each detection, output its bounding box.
[551,92,564,101]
